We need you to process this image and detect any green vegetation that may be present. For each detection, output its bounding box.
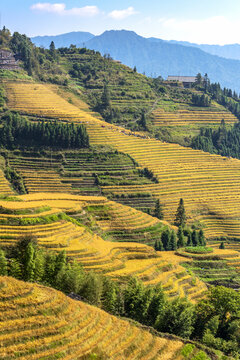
[0,112,89,149]
[192,119,240,159]
[185,247,213,254]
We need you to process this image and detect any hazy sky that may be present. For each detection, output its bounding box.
[2,0,240,44]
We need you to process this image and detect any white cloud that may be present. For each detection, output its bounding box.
[108,7,137,20]
[31,3,100,17]
[157,16,240,45]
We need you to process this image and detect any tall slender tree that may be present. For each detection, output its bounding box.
[174,198,187,227]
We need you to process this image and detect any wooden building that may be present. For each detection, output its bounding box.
[167,76,196,88]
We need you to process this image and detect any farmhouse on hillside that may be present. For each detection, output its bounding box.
[167,75,196,88]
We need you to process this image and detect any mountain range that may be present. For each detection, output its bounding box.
[32,30,240,92]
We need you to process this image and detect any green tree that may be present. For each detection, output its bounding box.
[23,242,35,282]
[219,242,225,249]
[101,83,111,109]
[156,297,195,338]
[161,229,171,251]
[9,258,22,279]
[154,199,164,220]
[170,231,177,250]
[192,230,199,247]
[199,229,206,246]
[49,40,57,60]
[34,250,45,282]
[174,198,187,227]
[138,110,148,130]
[177,226,185,248]
[0,249,8,276]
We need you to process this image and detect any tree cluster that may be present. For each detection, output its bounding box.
[0,112,89,149]
[192,93,211,107]
[192,119,240,159]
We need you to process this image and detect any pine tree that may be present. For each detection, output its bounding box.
[154,199,164,220]
[49,41,57,60]
[170,231,177,251]
[34,250,45,282]
[101,83,111,109]
[177,227,185,248]
[192,230,199,247]
[219,242,225,249]
[158,239,164,251]
[0,250,8,276]
[174,198,186,227]
[198,229,206,246]
[9,259,22,279]
[24,242,35,282]
[161,229,171,251]
[139,110,147,130]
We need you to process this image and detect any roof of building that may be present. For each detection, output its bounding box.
[167,76,196,83]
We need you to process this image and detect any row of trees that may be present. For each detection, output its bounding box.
[155,228,206,252]
[0,112,89,149]
[0,237,239,356]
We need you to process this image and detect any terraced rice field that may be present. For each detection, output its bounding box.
[0,168,14,195]
[0,193,207,300]
[0,276,214,360]
[152,108,238,126]
[5,81,240,239]
[8,154,73,194]
[84,200,169,247]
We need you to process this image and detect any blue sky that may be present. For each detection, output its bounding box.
[2,0,240,44]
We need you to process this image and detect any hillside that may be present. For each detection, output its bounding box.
[0,192,209,300]
[31,29,240,92]
[4,81,240,241]
[0,276,217,360]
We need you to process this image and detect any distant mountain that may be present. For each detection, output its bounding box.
[164,40,240,61]
[31,31,94,49]
[85,30,240,92]
[31,29,240,92]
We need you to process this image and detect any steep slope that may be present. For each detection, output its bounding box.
[5,81,240,240]
[0,276,216,360]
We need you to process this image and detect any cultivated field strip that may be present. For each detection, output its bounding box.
[5,82,240,238]
[0,276,213,360]
[152,108,238,126]
[0,168,14,195]
[0,193,207,300]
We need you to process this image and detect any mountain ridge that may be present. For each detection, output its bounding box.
[31,29,240,92]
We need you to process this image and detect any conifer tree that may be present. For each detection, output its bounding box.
[34,250,45,282]
[161,229,171,251]
[170,231,177,251]
[154,199,164,220]
[219,242,225,249]
[177,227,185,248]
[198,229,206,246]
[24,242,35,282]
[9,258,22,279]
[0,249,8,276]
[174,198,187,227]
[192,230,199,247]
